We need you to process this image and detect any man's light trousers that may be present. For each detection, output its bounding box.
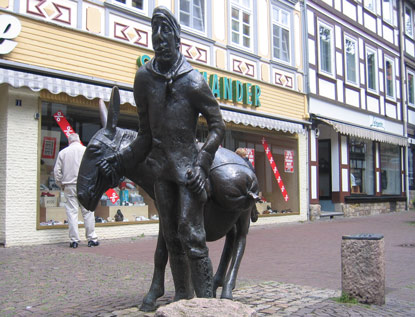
[64,185,98,243]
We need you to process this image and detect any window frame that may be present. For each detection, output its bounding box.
[344,35,359,86]
[113,0,147,15]
[384,56,396,100]
[408,69,415,107]
[229,0,253,51]
[366,46,378,93]
[317,20,335,77]
[382,0,393,24]
[271,5,291,64]
[179,0,206,35]
[405,5,414,38]
[364,0,376,13]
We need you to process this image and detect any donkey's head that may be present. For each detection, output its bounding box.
[77,87,135,211]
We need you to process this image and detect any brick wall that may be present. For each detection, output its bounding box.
[342,201,406,217]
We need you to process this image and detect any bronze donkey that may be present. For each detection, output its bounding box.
[77,87,260,311]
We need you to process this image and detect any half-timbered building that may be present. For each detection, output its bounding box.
[307,0,407,218]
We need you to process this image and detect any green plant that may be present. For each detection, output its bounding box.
[333,293,359,304]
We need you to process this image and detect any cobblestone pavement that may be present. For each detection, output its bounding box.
[1,211,414,316]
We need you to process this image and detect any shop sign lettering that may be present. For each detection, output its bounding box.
[0,14,21,55]
[369,116,385,130]
[137,55,261,107]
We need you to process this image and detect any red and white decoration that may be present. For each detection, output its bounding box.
[284,150,294,173]
[246,148,255,168]
[262,137,289,202]
[53,111,119,204]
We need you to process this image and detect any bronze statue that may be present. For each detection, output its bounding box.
[78,6,259,311]
[78,86,260,310]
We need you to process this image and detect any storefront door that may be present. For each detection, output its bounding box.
[318,140,332,210]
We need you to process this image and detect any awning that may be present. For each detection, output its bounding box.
[221,109,305,134]
[318,118,408,146]
[1,67,305,134]
[0,68,135,105]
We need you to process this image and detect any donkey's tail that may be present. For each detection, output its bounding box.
[248,191,261,222]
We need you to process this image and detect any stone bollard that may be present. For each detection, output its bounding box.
[341,234,385,305]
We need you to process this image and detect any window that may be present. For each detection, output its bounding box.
[385,57,395,99]
[349,138,375,195]
[345,37,358,85]
[405,6,414,37]
[272,7,290,63]
[114,0,145,11]
[230,0,252,49]
[380,143,401,195]
[39,101,159,226]
[382,0,392,23]
[366,47,378,92]
[408,70,415,106]
[180,0,205,32]
[318,22,334,76]
[364,0,376,12]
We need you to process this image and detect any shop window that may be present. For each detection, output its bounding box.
[405,6,414,37]
[272,6,290,63]
[409,147,415,190]
[230,0,252,50]
[380,143,401,195]
[179,0,205,33]
[345,36,358,85]
[318,21,334,76]
[349,137,375,195]
[39,101,159,227]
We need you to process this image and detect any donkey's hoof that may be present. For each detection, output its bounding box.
[139,301,157,312]
[220,289,233,300]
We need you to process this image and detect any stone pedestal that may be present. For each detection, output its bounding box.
[341,234,385,305]
[155,298,256,316]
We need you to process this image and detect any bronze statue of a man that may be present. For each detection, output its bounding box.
[99,6,225,299]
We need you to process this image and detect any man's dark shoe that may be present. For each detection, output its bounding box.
[69,242,78,248]
[88,240,99,247]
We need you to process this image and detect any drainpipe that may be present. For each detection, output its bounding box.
[302,0,311,220]
[398,0,410,208]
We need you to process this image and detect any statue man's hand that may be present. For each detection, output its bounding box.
[97,154,121,188]
[186,166,207,201]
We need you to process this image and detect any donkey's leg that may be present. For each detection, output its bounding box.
[140,224,168,312]
[220,209,251,300]
[213,225,236,298]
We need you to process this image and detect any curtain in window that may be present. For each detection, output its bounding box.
[319,26,331,74]
[367,52,376,90]
[385,60,394,98]
[405,7,413,36]
[273,25,289,62]
[345,39,356,83]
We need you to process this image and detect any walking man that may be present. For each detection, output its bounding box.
[99,6,225,299]
[54,133,99,248]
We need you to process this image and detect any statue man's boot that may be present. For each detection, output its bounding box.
[169,254,194,301]
[189,256,214,298]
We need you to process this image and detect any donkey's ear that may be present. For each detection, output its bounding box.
[98,99,108,128]
[107,86,120,135]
